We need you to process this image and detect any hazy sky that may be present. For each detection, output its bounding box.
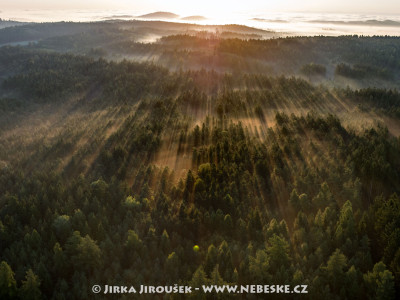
[1,0,400,15]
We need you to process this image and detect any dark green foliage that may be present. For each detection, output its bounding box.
[19,269,41,300]
[0,261,17,299]
[341,88,400,119]
[335,63,391,79]
[0,44,399,299]
[300,63,326,77]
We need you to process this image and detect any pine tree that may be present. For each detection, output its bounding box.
[364,262,395,300]
[0,261,17,299]
[19,269,41,300]
[267,234,291,272]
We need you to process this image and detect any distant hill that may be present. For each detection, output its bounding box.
[102,15,134,20]
[251,18,288,23]
[181,16,207,21]
[137,12,179,19]
[0,19,28,29]
[309,19,400,27]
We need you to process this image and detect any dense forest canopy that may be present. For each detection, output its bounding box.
[0,20,400,299]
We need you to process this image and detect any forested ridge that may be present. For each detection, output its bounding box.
[2,21,400,89]
[0,33,400,299]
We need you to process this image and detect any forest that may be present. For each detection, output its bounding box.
[0,20,400,299]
